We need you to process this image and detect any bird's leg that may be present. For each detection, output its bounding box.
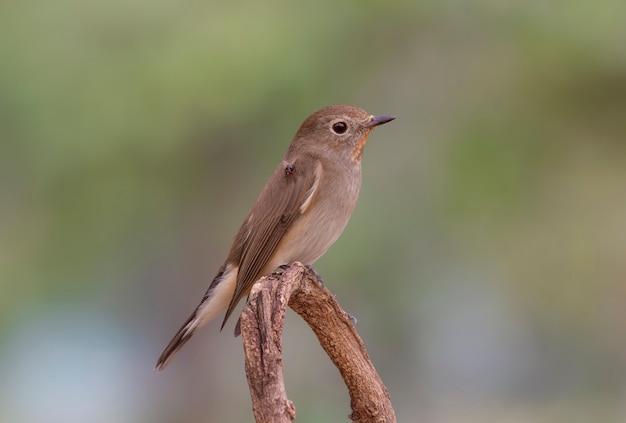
[303,265,357,326]
[346,313,358,327]
[271,264,290,277]
[304,265,324,287]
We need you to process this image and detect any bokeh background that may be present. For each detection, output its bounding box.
[1,1,625,422]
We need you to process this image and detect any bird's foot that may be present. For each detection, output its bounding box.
[271,264,290,277]
[346,312,358,327]
[304,265,325,286]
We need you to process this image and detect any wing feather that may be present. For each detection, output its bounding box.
[220,154,320,328]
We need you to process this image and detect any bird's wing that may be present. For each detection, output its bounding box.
[220,153,321,328]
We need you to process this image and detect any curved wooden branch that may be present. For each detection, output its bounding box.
[240,262,396,423]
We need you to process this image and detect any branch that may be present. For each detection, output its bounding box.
[240,262,396,423]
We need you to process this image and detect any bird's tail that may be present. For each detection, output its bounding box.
[155,311,201,371]
[155,265,237,371]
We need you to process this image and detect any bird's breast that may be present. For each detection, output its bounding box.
[275,165,362,266]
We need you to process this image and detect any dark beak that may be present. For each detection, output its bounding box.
[366,115,396,128]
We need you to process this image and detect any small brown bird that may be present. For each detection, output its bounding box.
[156,105,395,371]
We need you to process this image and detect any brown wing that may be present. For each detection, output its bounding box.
[220,153,320,329]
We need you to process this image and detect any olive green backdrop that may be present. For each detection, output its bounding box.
[1,1,625,422]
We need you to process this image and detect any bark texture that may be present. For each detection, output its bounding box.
[240,262,396,423]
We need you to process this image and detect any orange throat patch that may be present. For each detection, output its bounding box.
[351,129,372,162]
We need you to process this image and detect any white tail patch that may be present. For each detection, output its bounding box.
[188,265,238,335]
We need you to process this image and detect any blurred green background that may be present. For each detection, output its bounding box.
[1,0,625,422]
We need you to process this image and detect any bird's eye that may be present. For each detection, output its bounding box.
[331,121,348,135]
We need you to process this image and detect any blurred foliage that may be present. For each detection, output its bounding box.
[1,0,625,422]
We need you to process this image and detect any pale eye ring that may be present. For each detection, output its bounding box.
[331,121,348,135]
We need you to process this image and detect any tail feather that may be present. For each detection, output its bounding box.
[155,312,199,371]
[155,265,238,371]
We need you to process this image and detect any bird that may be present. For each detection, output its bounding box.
[155,104,395,371]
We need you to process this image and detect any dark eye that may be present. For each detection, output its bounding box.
[331,121,348,135]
